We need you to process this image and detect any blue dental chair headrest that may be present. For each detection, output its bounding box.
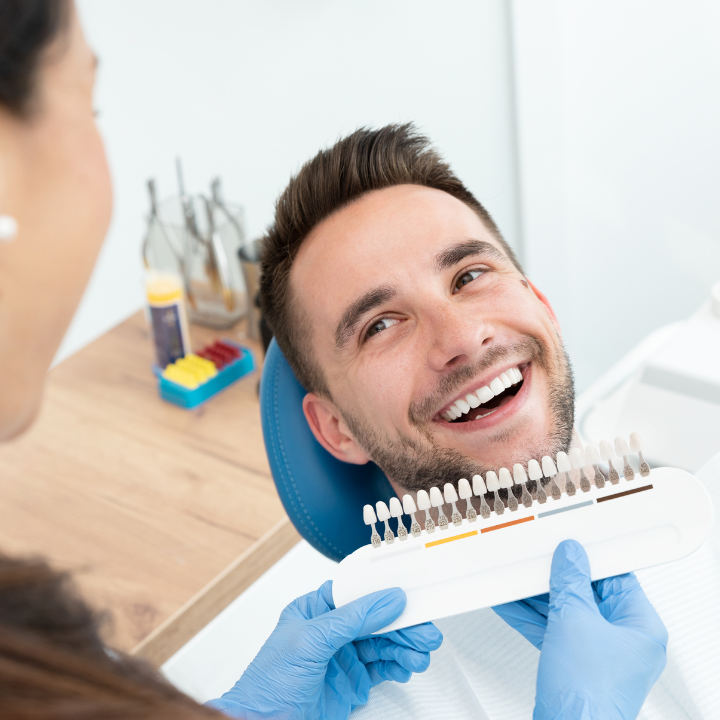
[260,339,394,562]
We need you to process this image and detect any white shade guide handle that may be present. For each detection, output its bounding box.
[615,436,630,457]
[629,432,644,453]
[498,468,513,489]
[570,448,585,469]
[585,444,600,465]
[416,490,431,511]
[458,478,473,499]
[389,497,404,518]
[402,494,417,514]
[429,486,445,507]
[376,501,391,522]
[541,456,557,477]
[444,483,459,503]
[556,452,571,473]
[473,474,487,495]
[486,471,500,492]
[527,459,543,481]
[513,463,528,484]
[363,505,377,525]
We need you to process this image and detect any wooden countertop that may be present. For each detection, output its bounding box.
[0,311,299,664]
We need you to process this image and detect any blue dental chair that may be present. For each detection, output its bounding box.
[260,339,394,562]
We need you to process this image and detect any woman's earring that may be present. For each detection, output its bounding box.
[0,215,18,242]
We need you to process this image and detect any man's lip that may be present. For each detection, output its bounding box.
[434,363,532,431]
[433,361,530,420]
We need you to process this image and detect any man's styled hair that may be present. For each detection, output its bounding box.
[259,123,522,396]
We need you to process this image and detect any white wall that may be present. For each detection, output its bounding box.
[512,0,720,391]
[58,0,520,363]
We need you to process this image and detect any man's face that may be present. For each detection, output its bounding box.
[294,185,574,493]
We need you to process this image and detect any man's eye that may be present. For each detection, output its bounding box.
[453,268,484,293]
[366,317,399,339]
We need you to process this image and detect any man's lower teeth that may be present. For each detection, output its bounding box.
[474,408,498,420]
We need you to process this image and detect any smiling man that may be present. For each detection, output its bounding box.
[261,124,575,499]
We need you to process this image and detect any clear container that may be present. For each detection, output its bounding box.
[143,195,248,329]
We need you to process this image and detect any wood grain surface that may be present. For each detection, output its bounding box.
[0,311,293,653]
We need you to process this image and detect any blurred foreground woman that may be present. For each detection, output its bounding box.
[0,2,440,718]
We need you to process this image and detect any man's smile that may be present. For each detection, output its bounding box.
[430,362,533,433]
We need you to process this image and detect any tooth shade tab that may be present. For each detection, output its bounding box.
[527,459,543,481]
[498,468,513,489]
[466,393,480,408]
[570,448,585,469]
[600,440,614,462]
[363,505,377,524]
[402,494,417,514]
[489,377,505,395]
[541,456,557,477]
[585,444,600,465]
[477,386,494,403]
[458,478,472,499]
[376,501,391,522]
[473,474,487,495]
[500,372,512,388]
[486,471,500,492]
[389,497,403,517]
[456,398,471,414]
[416,490,431,511]
[429,486,445,507]
[513,463,528,484]
[630,432,644,452]
[444,483,459,503]
[615,436,630,457]
[556,452,571,473]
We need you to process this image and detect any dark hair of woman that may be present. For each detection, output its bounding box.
[0,555,220,719]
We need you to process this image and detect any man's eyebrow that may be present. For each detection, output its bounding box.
[335,284,397,350]
[435,239,507,272]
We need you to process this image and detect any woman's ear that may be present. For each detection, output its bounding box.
[302,393,371,465]
[525,278,562,334]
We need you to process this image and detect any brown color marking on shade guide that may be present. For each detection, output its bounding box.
[596,485,653,504]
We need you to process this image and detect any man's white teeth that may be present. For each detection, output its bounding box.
[442,366,524,422]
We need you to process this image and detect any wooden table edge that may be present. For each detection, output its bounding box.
[131,516,301,666]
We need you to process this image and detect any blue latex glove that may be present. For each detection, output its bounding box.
[494,540,668,719]
[207,580,443,720]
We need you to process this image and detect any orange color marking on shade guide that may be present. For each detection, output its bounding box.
[425,530,478,549]
[481,516,535,533]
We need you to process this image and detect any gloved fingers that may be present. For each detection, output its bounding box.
[524,592,551,617]
[595,573,668,643]
[364,622,443,652]
[548,540,600,616]
[492,600,548,650]
[354,637,431,673]
[366,660,413,686]
[310,587,407,655]
[280,579,335,623]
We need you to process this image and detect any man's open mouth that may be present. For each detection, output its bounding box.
[440,365,526,423]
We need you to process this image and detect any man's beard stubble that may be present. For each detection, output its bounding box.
[339,335,576,493]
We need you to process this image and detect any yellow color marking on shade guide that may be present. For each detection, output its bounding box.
[163,353,219,389]
[425,530,478,549]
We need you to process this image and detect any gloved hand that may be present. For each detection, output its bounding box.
[495,540,667,720]
[207,580,443,720]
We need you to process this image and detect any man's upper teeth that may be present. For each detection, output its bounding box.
[441,367,523,421]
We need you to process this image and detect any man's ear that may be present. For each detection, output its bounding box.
[302,393,371,465]
[525,278,562,334]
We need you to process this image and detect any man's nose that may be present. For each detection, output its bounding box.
[424,303,495,373]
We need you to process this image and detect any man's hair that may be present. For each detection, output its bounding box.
[259,123,522,396]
